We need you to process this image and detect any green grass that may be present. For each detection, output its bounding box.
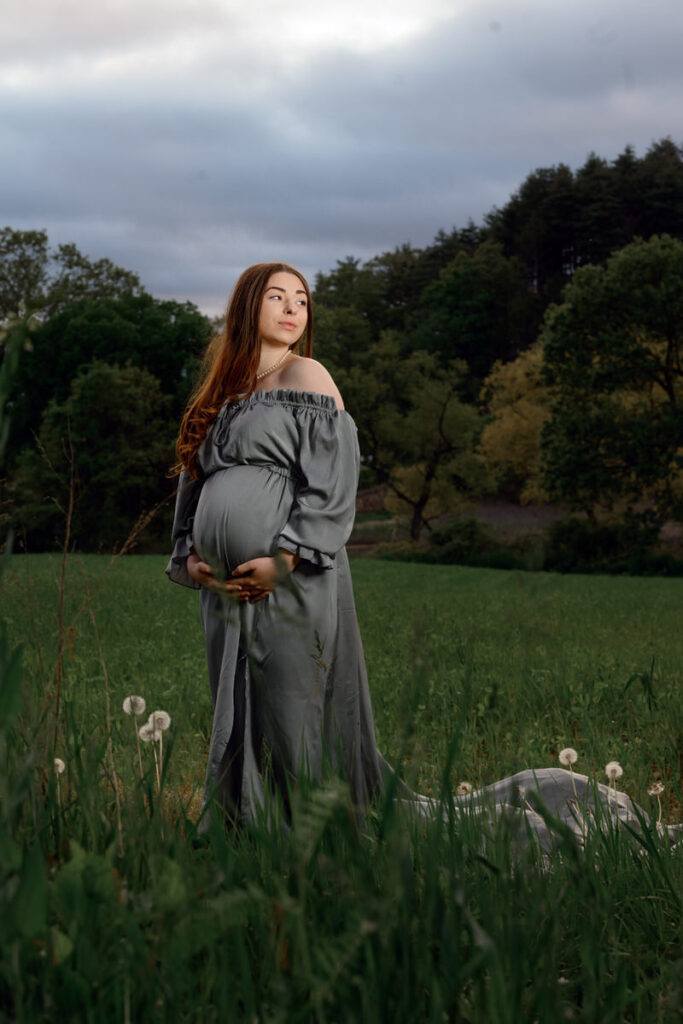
[1,555,681,1021]
[351,561,682,805]
[4,554,680,808]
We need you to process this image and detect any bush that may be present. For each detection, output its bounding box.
[626,550,683,577]
[378,514,683,576]
[379,517,525,569]
[430,517,496,562]
[544,517,683,575]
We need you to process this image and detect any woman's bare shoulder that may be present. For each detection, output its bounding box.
[280,356,344,409]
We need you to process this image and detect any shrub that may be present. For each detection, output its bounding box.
[543,517,683,575]
[430,517,496,561]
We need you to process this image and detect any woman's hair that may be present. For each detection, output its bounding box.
[174,262,313,478]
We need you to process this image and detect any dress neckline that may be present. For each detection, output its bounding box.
[230,388,345,414]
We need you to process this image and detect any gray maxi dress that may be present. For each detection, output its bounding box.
[166,389,679,849]
[166,388,384,823]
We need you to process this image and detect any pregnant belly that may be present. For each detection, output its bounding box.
[193,465,295,575]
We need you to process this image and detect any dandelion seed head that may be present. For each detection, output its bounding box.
[54,757,66,775]
[559,747,578,766]
[456,781,473,796]
[148,710,171,731]
[139,723,161,743]
[647,781,664,796]
[605,761,623,782]
[123,695,146,717]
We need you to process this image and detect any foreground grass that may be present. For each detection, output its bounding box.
[1,555,681,1021]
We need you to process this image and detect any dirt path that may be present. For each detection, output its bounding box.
[470,499,570,538]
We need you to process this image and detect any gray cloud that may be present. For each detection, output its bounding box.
[1,0,682,313]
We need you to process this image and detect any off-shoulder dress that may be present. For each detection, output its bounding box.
[166,389,385,822]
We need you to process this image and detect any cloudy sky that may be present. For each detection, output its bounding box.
[2,0,681,314]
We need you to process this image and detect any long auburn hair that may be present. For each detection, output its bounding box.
[175,262,313,478]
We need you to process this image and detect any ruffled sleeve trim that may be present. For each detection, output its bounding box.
[165,527,201,589]
[165,469,204,589]
[276,534,335,570]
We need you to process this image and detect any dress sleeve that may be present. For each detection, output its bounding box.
[277,408,360,568]
[165,469,203,589]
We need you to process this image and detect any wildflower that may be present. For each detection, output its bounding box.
[138,721,161,790]
[558,748,578,766]
[148,710,171,731]
[54,757,66,809]
[125,696,147,781]
[456,781,473,796]
[559,748,580,804]
[139,713,170,794]
[123,695,146,717]
[605,761,623,819]
[139,722,160,743]
[648,781,665,825]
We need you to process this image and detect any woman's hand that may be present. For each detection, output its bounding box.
[231,550,299,603]
[187,551,242,596]
[186,551,228,591]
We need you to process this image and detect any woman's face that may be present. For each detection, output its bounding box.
[258,271,308,349]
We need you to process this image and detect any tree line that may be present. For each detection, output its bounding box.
[2,138,682,559]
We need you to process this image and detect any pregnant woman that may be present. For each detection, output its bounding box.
[167,262,678,849]
[167,263,385,824]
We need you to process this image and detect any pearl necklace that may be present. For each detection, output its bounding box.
[255,350,291,381]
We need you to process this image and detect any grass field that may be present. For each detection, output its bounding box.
[5,554,681,808]
[1,554,681,1021]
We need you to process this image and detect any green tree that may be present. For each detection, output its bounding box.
[486,163,579,305]
[0,229,50,323]
[11,292,210,455]
[314,233,489,348]
[47,242,142,313]
[339,334,489,539]
[488,139,683,306]
[13,362,175,551]
[636,138,683,238]
[541,235,683,526]
[418,222,484,282]
[314,257,385,329]
[409,241,538,386]
[364,244,429,330]
[0,228,141,322]
[313,304,376,373]
[574,153,623,266]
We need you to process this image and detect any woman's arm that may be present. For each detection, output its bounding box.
[165,471,205,589]
[186,550,219,588]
